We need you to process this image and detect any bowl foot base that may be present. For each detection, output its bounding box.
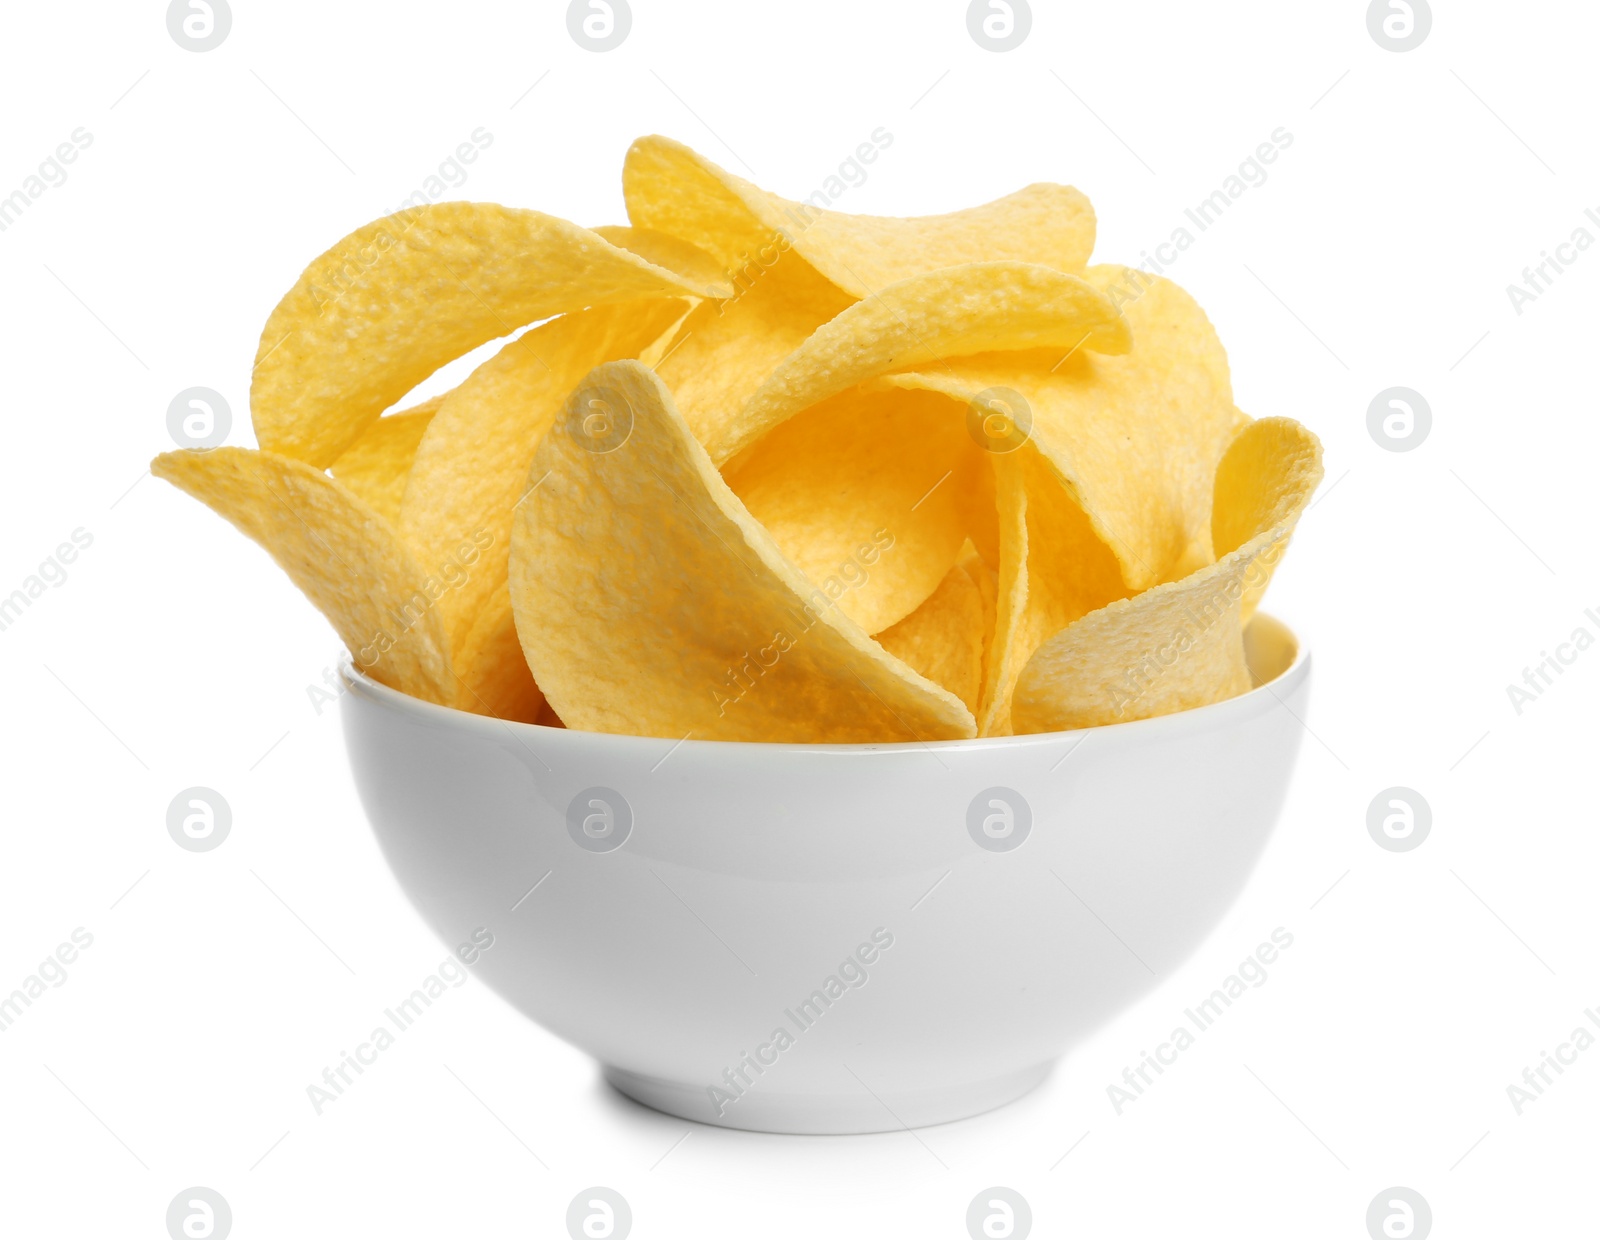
[602,1059,1055,1135]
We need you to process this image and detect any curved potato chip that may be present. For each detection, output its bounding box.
[1012,415,1322,731]
[251,203,721,468]
[151,447,452,703]
[454,591,544,723]
[882,266,1241,592]
[979,449,1128,735]
[716,263,1130,464]
[622,138,775,281]
[591,225,735,298]
[328,399,442,526]
[960,542,1000,688]
[964,455,1000,570]
[724,385,981,633]
[508,361,975,742]
[623,135,1097,297]
[400,300,687,654]
[1212,415,1325,621]
[655,251,855,448]
[873,561,985,714]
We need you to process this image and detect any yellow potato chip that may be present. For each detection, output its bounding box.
[964,455,1000,571]
[1212,415,1323,620]
[655,251,853,448]
[724,385,981,633]
[714,262,1131,464]
[400,300,688,655]
[623,135,1097,297]
[881,265,1241,592]
[978,449,1128,735]
[151,447,453,703]
[251,203,721,468]
[1011,415,1322,731]
[591,225,735,298]
[454,591,544,723]
[873,561,985,714]
[960,542,999,687]
[622,137,775,285]
[508,360,976,742]
[327,397,442,526]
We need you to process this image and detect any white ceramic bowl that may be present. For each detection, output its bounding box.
[340,613,1308,1134]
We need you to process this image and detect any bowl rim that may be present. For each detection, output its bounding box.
[338,612,1310,757]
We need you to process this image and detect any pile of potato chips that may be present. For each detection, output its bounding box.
[155,136,1321,743]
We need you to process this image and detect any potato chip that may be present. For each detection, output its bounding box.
[881,266,1241,592]
[635,302,697,370]
[873,561,986,714]
[724,385,981,633]
[622,137,775,285]
[714,262,1131,464]
[151,447,453,703]
[400,300,687,652]
[327,397,442,526]
[454,591,544,722]
[508,360,976,741]
[978,449,1128,735]
[1211,415,1323,620]
[591,225,735,298]
[1011,415,1322,731]
[251,203,722,468]
[654,251,854,448]
[960,542,999,686]
[964,455,1000,570]
[623,135,1097,297]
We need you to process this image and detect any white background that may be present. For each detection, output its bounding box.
[1,0,1594,1236]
